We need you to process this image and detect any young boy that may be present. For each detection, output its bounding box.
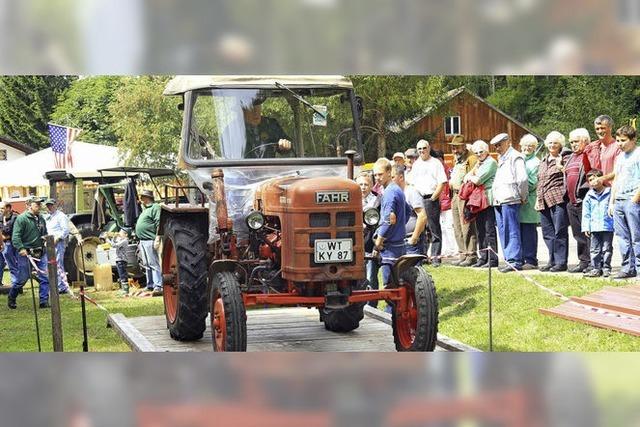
[111,229,130,295]
[609,125,640,279]
[582,169,614,277]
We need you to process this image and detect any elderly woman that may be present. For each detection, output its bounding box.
[464,140,499,267]
[535,131,570,272]
[518,134,541,269]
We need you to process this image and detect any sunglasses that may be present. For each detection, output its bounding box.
[417,147,427,150]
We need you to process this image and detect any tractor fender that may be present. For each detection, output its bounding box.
[391,254,428,286]
[158,204,208,237]
[209,260,239,275]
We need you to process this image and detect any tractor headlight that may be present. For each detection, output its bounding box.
[246,211,265,230]
[363,208,380,226]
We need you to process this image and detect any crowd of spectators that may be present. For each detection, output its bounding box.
[359,114,640,290]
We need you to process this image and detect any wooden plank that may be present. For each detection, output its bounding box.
[540,304,640,337]
[114,307,473,352]
[571,294,640,317]
[107,313,157,352]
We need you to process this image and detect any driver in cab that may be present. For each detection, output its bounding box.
[242,99,293,159]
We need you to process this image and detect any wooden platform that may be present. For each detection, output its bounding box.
[108,306,479,352]
[540,284,640,337]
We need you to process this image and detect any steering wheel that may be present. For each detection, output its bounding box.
[245,142,298,159]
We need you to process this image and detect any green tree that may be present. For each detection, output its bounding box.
[0,76,74,148]
[51,76,124,145]
[350,76,446,161]
[109,76,182,168]
[485,76,640,140]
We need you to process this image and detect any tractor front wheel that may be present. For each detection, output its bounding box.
[210,271,247,352]
[392,266,438,351]
[162,218,209,341]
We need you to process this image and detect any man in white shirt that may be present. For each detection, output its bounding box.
[490,133,529,272]
[44,198,71,293]
[411,139,447,265]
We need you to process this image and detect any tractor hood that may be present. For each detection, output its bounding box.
[255,176,361,215]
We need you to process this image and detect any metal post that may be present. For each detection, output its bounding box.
[46,235,64,352]
[79,242,89,352]
[488,249,493,352]
[27,260,41,352]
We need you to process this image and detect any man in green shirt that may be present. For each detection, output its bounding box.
[9,197,51,309]
[135,190,162,295]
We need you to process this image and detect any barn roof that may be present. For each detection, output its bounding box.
[0,135,37,154]
[389,86,542,141]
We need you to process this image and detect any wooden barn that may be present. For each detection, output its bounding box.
[392,86,542,155]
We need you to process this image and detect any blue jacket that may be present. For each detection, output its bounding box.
[581,187,614,232]
[377,183,411,244]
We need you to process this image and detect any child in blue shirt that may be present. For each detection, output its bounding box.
[582,169,614,277]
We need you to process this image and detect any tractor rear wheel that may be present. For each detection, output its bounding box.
[162,218,209,341]
[392,266,438,351]
[210,271,247,352]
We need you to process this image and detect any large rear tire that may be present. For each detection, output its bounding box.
[392,266,438,351]
[210,271,247,352]
[162,218,209,341]
[65,223,100,286]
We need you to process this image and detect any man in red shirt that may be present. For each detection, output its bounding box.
[565,128,593,273]
[584,115,620,185]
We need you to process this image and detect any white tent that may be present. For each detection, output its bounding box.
[0,141,123,197]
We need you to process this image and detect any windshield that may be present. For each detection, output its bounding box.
[185,87,361,163]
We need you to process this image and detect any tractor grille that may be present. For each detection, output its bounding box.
[309,213,330,227]
[336,212,355,227]
[307,212,358,267]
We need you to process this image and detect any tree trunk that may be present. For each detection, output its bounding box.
[376,113,386,158]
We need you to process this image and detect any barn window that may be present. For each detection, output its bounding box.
[444,116,460,135]
[0,149,6,160]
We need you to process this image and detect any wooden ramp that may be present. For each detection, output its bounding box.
[108,306,478,352]
[540,284,640,337]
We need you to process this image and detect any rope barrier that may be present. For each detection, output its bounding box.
[480,246,640,322]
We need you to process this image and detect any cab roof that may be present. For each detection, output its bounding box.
[163,75,353,96]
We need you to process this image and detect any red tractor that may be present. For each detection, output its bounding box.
[158,76,438,351]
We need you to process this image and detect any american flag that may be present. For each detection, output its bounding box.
[49,124,82,169]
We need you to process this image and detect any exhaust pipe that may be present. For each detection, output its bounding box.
[211,169,228,232]
[345,150,356,180]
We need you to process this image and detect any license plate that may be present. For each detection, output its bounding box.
[314,239,353,264]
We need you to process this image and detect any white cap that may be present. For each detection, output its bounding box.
[489,133,509,145]
[392,152,405,160]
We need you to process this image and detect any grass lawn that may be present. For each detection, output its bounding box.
[3,265,640,352]
[430,265,640,351]
[1,270,165,352]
